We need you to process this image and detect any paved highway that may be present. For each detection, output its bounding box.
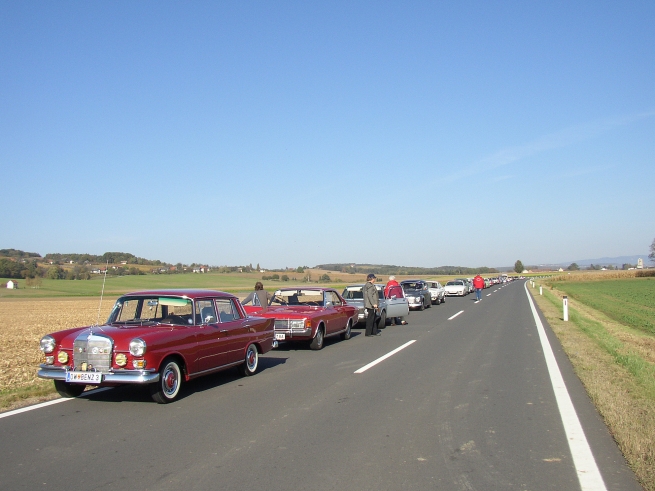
[0,281,642,490]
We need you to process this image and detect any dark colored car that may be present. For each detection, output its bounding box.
[400,280,432,310]
[38,289,276,403]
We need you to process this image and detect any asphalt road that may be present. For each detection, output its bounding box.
[0,281,642,491]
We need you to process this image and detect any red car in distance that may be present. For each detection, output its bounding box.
[38,289,276,403]
[244,287,357,350]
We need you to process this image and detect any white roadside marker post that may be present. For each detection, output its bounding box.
[563,295,569,321]
[540,286,543,295]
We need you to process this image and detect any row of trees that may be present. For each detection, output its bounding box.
[317,263,499,276]
[45,265,146,280]
[0,258,42,279]
[43,252,165,266]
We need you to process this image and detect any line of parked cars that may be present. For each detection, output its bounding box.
[36,277,506,404]
[444,276,513,296]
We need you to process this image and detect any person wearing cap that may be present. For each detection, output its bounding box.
[363,273,380,336]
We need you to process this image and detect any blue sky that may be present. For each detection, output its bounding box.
[1,1,653,268]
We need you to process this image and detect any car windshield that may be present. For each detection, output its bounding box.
[342,288,363,300]
[271,290,324,306]
[447,281,463,286]
[108,296,194,325]
[402,282,422,290]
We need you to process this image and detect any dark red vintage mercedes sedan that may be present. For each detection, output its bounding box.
[244,287,357,350]
[38,289,276,403]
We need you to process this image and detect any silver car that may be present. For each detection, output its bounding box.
[342,284,410,327]
[425,280,446,305]
[444,280,468,296]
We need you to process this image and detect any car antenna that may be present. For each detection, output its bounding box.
[94,261,110,331]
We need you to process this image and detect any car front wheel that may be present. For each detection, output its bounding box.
[150,358,183,404]
[54,380,86,398]
[309,326,324,350]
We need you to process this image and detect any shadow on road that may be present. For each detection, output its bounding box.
[79,356,289,404]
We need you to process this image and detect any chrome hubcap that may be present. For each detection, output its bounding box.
[247,347,257,370]
[163,365,178,395]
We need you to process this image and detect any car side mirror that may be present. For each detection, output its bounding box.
[391,295,397,300]
[204,315,216,324]
[325,301,333,308]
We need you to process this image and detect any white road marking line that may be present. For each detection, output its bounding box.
[486,293,492,296]
[0,387,112,419]
[354,340,416,373]
[524,282,607,490]
[448,310,464,320]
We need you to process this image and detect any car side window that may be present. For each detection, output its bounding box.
[195,299,217,324]
[215,299,237,322]
[330,292,342,306]
[230,299,243,319]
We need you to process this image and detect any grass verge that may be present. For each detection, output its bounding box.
[0,380,58,413]
[530,283,654,490]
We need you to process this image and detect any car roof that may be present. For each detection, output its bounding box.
[274,287,334,292]
[122,289,236,299]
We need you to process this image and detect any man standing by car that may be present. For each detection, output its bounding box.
[363,273,380,336]
[473,274,485,302]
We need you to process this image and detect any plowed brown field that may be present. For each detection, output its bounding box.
[0,298,113,390]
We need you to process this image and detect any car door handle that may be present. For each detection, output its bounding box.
[220,329,228,333]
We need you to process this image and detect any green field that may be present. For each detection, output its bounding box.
[0,272,461,299]
[0,273,285,298]
[547,277,655,335]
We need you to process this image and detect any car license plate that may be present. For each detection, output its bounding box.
[275,333,286,340]
[65,371,102,383]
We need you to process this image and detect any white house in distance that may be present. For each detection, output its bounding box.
[6,280,18,289]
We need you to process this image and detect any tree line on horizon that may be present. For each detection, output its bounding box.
[317,263,500,276]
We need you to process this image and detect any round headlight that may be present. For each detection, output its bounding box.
[57,351,69,364]
[129,338,146,357]
[40,335,56,354]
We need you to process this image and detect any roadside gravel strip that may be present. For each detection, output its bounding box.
[524,281,607,491]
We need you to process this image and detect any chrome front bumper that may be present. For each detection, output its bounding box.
[274,328,312,338]
[37,365,160,384]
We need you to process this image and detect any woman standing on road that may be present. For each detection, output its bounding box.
[384,275,407,325]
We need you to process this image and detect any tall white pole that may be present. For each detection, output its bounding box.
[563,295,569,321]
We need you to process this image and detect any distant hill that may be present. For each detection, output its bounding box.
[0,249,41,259]
[507,254,651,270]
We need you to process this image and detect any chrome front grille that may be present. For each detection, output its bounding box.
[73,332,113,372]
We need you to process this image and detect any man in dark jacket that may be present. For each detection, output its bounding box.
[363,273,380,336]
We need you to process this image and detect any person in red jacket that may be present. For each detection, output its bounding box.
[473,274,485,302]
[384,276,407,325]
